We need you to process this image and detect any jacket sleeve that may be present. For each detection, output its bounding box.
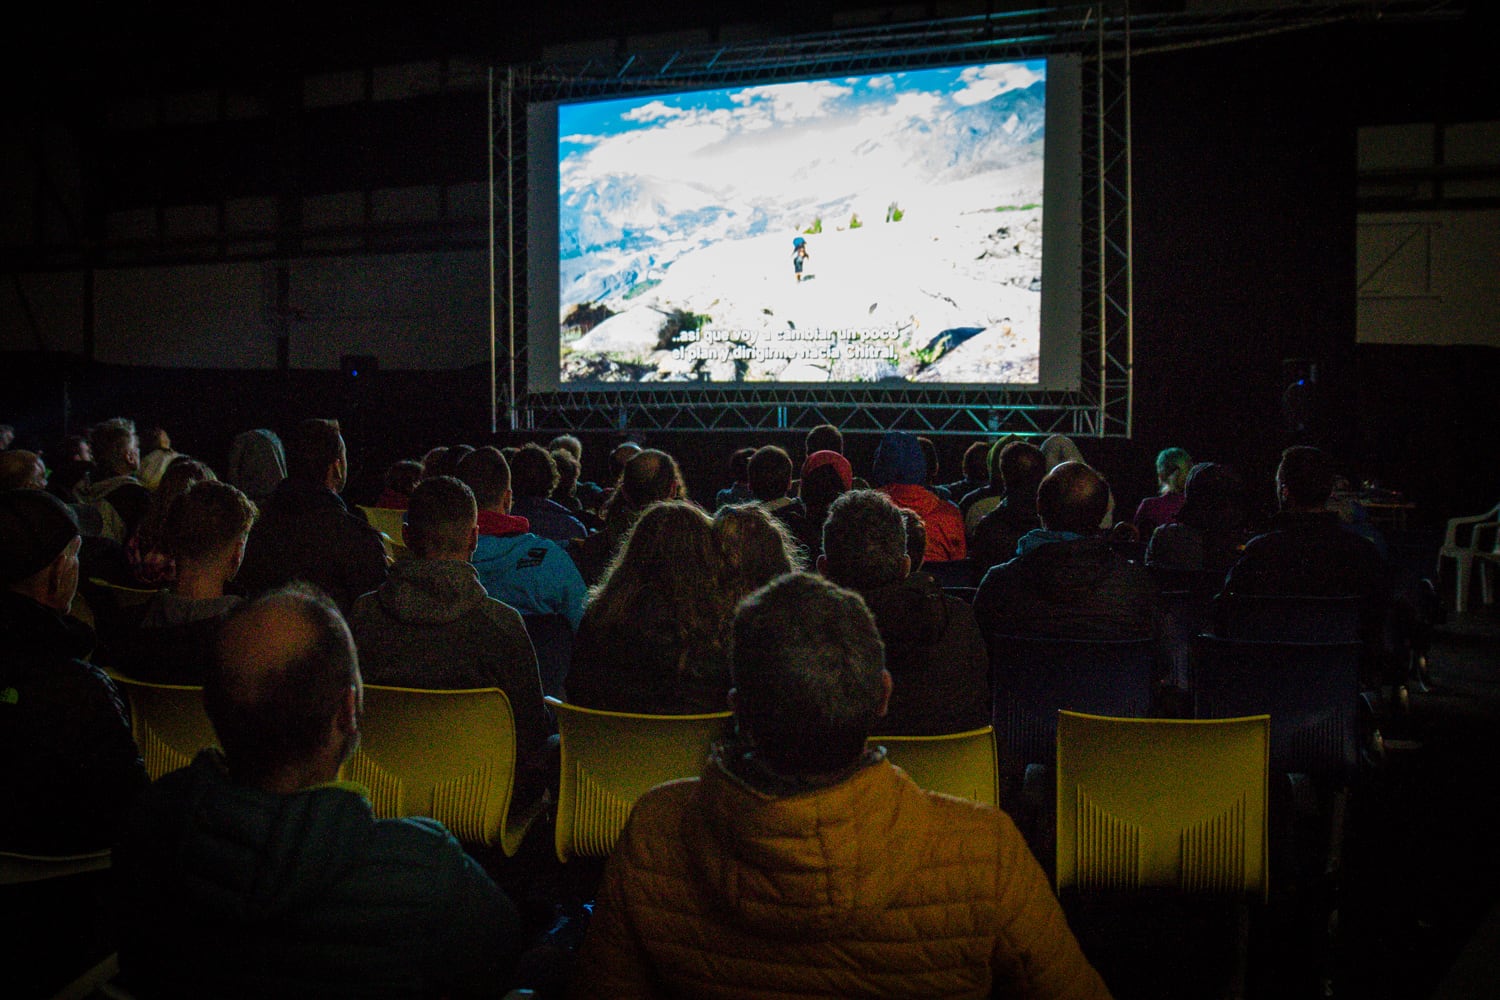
[567,832,666,999]
[987,813,1113,1000]
[552,545,588,631]
[428,829,524,999]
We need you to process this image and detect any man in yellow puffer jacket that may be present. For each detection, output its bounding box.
[570,572,1110,999]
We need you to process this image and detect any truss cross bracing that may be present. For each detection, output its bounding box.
[491,1,1464,438]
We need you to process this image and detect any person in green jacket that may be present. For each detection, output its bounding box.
[113,582,522,998]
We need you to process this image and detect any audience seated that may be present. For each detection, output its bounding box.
[713,502,804,602]
[44,435,95,505]
[970,440,1047,571]
[548,434,605,513]
[78,417,152,545]
[957,435,1015,527]
[126,456,215,587]
[113,583,521,997]
[1041,434,1115,528]
[942,439,991,507]
[508,442,587,545]
[136,426,178,490]
[1133,446,1192,539]
[375,458,423,510]
[224,427,286,502]
[973,461,1157,640]
[567,501,733,715]
[1145,461,1252,583]
[549,447,603,531]
[792,449,853,558]
[0,449,48,491]
[713,446,756,510]
[747,444,809,539]
[235,419,388,615]
[457,446,587,630]
[350,475,552,807]
[570,572,1108,998]
[1221,446,1392,657]
[872,430,966,563]
[0,489,147,854]
[916,435,953,501]
[820,490,989,735]
[569,447,684,586]
[103,480,256,684]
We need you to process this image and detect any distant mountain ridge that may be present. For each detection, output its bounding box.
[559,79,1046,276]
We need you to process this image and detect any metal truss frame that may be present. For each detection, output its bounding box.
[490,1,1464,437]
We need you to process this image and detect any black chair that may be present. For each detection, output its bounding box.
[925,558,982,589]
[1191,634,1362,786]
[988,633,1161,878]
[1211,593,1362,644]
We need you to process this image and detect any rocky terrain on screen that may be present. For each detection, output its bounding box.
[562,181,1042,385]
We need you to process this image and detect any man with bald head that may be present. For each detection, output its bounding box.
[973,461,1157,640]
[114,583,521,998]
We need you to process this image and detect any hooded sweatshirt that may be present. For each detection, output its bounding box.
[350,557,551,804]
[114,750,519,999]
[471,510,587,630]
[856,572,989,735]
[571,748,1109,999]
[872,431,967,563]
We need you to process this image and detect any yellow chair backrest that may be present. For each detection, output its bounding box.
[343,685,542,855]
[1056,711,1270,901]
[86,578,162,607]
[546,696,731,862]
[107,672,216,781]
[873,726,1000,807]
[359,506,406,546]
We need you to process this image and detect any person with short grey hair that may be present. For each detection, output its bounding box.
[572,571,1107,999]
[820,490,988,736]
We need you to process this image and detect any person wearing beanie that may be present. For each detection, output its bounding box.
[0,489,148,855]
[870,431,967,564]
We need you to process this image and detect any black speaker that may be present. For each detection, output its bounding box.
[341,354,379,379]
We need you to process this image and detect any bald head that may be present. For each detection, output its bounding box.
[1036,461,1110,535]
[208,584,359,789]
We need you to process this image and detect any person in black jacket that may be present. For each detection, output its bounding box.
[819,490,989,735]
[235,418,387,615]
[973,461,1157,641]
[0,489,147,855]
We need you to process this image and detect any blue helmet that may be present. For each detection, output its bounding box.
[792,237,806,248]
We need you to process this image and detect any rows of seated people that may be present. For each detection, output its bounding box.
[0,415,1430,998]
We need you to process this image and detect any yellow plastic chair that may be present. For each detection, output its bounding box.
[873,726,1000,807]
[0,850,111,886]
[85,578,161,607]
[343,686,543,856]
[359,506,406,546]
[1056,710,1269,900]
[106,672,216,781]
[546,696,731,862]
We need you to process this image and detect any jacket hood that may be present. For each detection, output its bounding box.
[166,751,373,923]
[859,572,950,648]
[376,558,489,626]
[476,509,530,538]
[688,750,924,940]
[871,432,926,487]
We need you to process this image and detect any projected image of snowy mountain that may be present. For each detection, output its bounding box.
[558,61,1046,385]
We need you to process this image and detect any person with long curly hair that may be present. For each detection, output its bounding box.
[712,503,804,607]
[566,500,734,715]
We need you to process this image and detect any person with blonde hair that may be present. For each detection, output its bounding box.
[1132,446,1193,538]
[567,500,734,715]
[713,503,804,606]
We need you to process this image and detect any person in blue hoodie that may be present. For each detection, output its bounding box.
[455,446,587,632]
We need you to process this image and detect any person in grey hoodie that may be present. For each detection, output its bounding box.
[349,475,551,808]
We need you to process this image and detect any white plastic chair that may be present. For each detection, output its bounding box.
[1436,502,1500,613]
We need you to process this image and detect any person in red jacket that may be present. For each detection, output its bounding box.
[870,430,967,564]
